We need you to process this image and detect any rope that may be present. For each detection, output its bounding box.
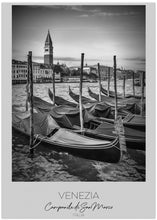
[30,137,46,150]
[29,135,47,150]
[33,134,39,144]
[113,144,121,151]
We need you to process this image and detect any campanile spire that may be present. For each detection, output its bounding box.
[44,30,53,65]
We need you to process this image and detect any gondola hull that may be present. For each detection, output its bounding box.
[73,121,145,151]
[12,111,121,163]
[83,129,145,151]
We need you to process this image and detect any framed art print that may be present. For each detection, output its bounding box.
[1,2,156,219]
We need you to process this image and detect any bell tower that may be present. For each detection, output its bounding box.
[44,30,53,65]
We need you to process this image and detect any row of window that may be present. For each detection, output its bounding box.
[12,74,27,79]
[12,75,54,79]
[12,70,53,74]
[13,65,27,68]
[12,73,56,78]
[12,69,27,73]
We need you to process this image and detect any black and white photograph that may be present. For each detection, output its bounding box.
[12,5,146,182]
[2,2,156,219]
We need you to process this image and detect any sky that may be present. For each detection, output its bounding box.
[12,5,145,70]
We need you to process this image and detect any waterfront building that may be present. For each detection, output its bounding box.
[53,62,62,82]
[33,63,42,82]
[12,60,28,84]
[69,65,97,75]
[38,64,53,83]
[69,66,79,72]
[63,75,87,83]
[83,65,97,75]
[92,65,111,80]
[12,60,62,84]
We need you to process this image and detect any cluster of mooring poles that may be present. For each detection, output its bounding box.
[26,51,145,156]
[105,57,145,117]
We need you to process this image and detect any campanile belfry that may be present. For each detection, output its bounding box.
[44,30,53,65]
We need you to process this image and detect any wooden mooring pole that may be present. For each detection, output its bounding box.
[26,54,30,111]
[123,75,126,98]
[98,63,102,102]
[107,67,110,96]
[52,65,55,105]
[140,71,145,116]
[79,53,84,132]
[28,51,34,156]
[132,71,135,97]
[113,56,118,120]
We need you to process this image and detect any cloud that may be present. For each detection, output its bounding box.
[33,55,80,62]
[124,57,145,62]
[65,6,140,18]
[55,57,101,62]
[70,6,85,12]
[32,55,101,63]
[78,14,89,18]
[70,6,100,13]
[55,57,80,61]
[92,11,140,17]
[25,5,140,19]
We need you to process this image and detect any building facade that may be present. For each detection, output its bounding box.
[12,60,62,84]
[83,65,97,75]
[12,60,28,84]
[69,65,97,75]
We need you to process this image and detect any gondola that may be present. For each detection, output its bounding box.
[69,86,95,104]
[49,88,145,131]
[88,87,141,115]
[48,89,77,107]
[70,86,139,106]
[69,86,142,115]
[30,96,145,150]
[12,109,121,163]
[48,88,126,118]
[97,113,145,131]
[88,87,142,106]
[48,87,128,116]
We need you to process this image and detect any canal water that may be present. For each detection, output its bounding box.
[12,80,145,181]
